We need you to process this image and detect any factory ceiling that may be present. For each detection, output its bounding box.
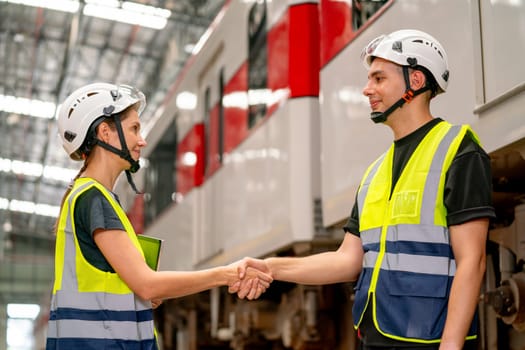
[0,0,225,306]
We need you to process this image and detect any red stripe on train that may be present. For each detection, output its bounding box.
[176,123,205,195]
[183,3,322,187]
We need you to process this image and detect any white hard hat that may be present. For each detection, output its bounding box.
[57,83,146,160]
[361,29,449,93]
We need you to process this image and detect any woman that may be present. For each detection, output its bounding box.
[46,83,271,349]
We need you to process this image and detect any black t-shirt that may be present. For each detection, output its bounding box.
[343,118,496,347]
[74,187,125,272]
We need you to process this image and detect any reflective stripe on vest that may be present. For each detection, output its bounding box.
[352,122,478,343]
[47,178,156,349]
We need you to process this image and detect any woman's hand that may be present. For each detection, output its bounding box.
[151,298,163,309]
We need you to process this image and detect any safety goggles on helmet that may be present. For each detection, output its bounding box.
[103,84,146,117]
[360,35,385,65]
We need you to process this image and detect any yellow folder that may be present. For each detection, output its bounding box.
[137,235,163,271]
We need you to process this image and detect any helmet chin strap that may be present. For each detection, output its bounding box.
[370,66,430,124]
[92,115,142,194]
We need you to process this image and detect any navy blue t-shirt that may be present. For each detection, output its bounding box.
[74,187,125,272]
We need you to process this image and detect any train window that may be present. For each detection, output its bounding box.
[218,68,224,164]
[143,118,177,227]
[247,0,268,129]
[203,87,211,174]
[352,0,389,31]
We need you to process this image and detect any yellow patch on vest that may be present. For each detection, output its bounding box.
[391,190,419,218]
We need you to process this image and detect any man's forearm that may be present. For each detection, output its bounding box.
[440,263,485,349]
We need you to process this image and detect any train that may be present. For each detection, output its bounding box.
[111,0,525,349]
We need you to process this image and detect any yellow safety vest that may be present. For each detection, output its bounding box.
[46,177,157,349]
[352,121,479,343]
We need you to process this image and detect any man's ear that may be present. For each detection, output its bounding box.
[410,70,426,90]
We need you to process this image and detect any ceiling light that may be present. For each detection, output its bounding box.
[35,203,61,217]
[1,0,171,30]
[11,160,43,177]
[3,221,12,232]
[7,304,41,319]
[3,198,60,218]
[13,33,24,43]
[0,197,61,217]
[43,165,78,182]
[0,0,79,13]
[84,1,171,30]
[122,1,171,18]
[0,94,56,119]
[0,157,78,183]
[9,200,36,215]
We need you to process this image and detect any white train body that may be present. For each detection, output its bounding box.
[115,0,525,348]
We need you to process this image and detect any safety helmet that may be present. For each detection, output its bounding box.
[361,29,449,94]
[57,82,146,160]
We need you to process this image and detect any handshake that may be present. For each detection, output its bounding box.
[227,257,273,300]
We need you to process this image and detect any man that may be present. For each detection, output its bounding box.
[231,29,495,349]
